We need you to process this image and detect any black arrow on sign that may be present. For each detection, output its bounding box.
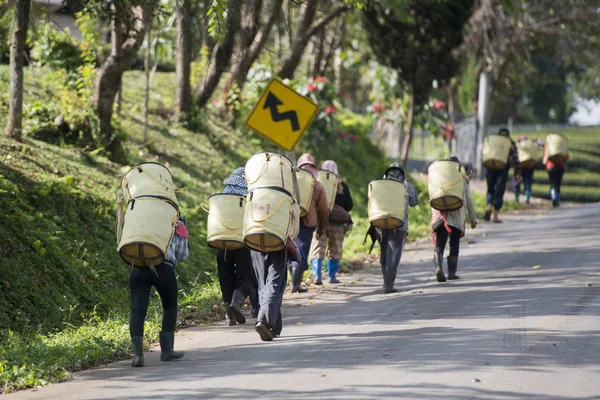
[263,92,301,131]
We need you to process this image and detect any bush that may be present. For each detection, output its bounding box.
[31,25,83,72]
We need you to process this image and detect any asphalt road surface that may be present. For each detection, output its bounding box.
[10,204,600,400]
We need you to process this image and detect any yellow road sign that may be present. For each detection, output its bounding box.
[246,78,319,151]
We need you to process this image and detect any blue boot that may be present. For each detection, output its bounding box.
[551,188,559,207]
[311,259,323,285]
[328,259,341,284]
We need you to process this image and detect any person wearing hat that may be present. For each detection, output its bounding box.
[289,154,330,292]
[309,160,353,284]
[216,167,259,326]
[485,128,521,223]
[378,163,418,293]
[431,156,478,282]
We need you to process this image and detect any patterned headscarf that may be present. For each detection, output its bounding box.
[222,167,247,195]
[321,160,339,176]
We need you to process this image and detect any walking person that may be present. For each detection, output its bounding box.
[485,128,521,223]
[513,135,540,204]
[431,157,478,282]
[216,167,260,326]
[309,160,353,284]
[253,241,297,341]
[378,163,418,293]
[543,140,569,208]
[289,153,330,293]
[129,217,189,367]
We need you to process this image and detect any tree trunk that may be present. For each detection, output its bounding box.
[175,0,192,121]
[95,3,156,150]
[5,0,31,141]
[221,0,283,98]
[143,26,152,143]
[195,0,243,110]
[278,3,350,80]
[312,27,326,77]
[401,93,415,167]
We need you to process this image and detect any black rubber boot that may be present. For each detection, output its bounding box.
[224,302,236,326]
[381,264,388,289]
[249,288,259,319]
[447,256,459,280]
[159,332,184,362]
[295,268,308,293]
[131,336,144,367]
[434,252,446,282]
[229,290,246,325]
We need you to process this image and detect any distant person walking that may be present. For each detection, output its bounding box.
[129,217,189,367]
[378,163,418,293]
[431,156,478,282]
[289,154,329,293]
[513,135,544,204]
[485,128,521,223]
[216,168,259,326]
[543,139,570,208]
[309,160,353,284]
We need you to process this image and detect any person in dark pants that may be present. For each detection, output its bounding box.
[543,142,569,207]
[431,157,478,282]
[129,218,189,367]
[512,135,537,204]
[485,128,521,223]
[216,167,259,325]
[252,249,288,341]
[289,153,329,293]
[378,163,418,293]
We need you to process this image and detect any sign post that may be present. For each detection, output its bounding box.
[245,78,319,152]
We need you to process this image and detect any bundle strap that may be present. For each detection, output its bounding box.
[200,202,243,231]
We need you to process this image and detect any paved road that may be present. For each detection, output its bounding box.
[10,204,600,400]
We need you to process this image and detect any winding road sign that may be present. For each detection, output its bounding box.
[246,78,319,151]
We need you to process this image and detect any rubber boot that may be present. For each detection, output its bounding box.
[224,302,236,326]
[249,288,259,318]
[551,188,558,207]
[447,256,459,280]
[159,332,184,362]
[525,190,531,205]
[328,259,341,284]
[555,191,560,207]
[312,259,323,285]
[381,264,388,289]
[296,268,308,293]
[228,290,246,325]
[434,252,446,283]
[514,192,519,203]
[289,263,299,292]
[131,336,144,367]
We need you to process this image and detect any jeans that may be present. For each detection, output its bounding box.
[513,168,534,194]
[129,265,178,337]
[486,168,509,210]
[548,167,565,204]
[251,250,287,335]
[216,248,256,304]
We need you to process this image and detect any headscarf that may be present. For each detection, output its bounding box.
[498,128,510,137]
[321,160,339,176]
[222,167,247,195]
[519,134,528,141]
[297,153,318,177]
